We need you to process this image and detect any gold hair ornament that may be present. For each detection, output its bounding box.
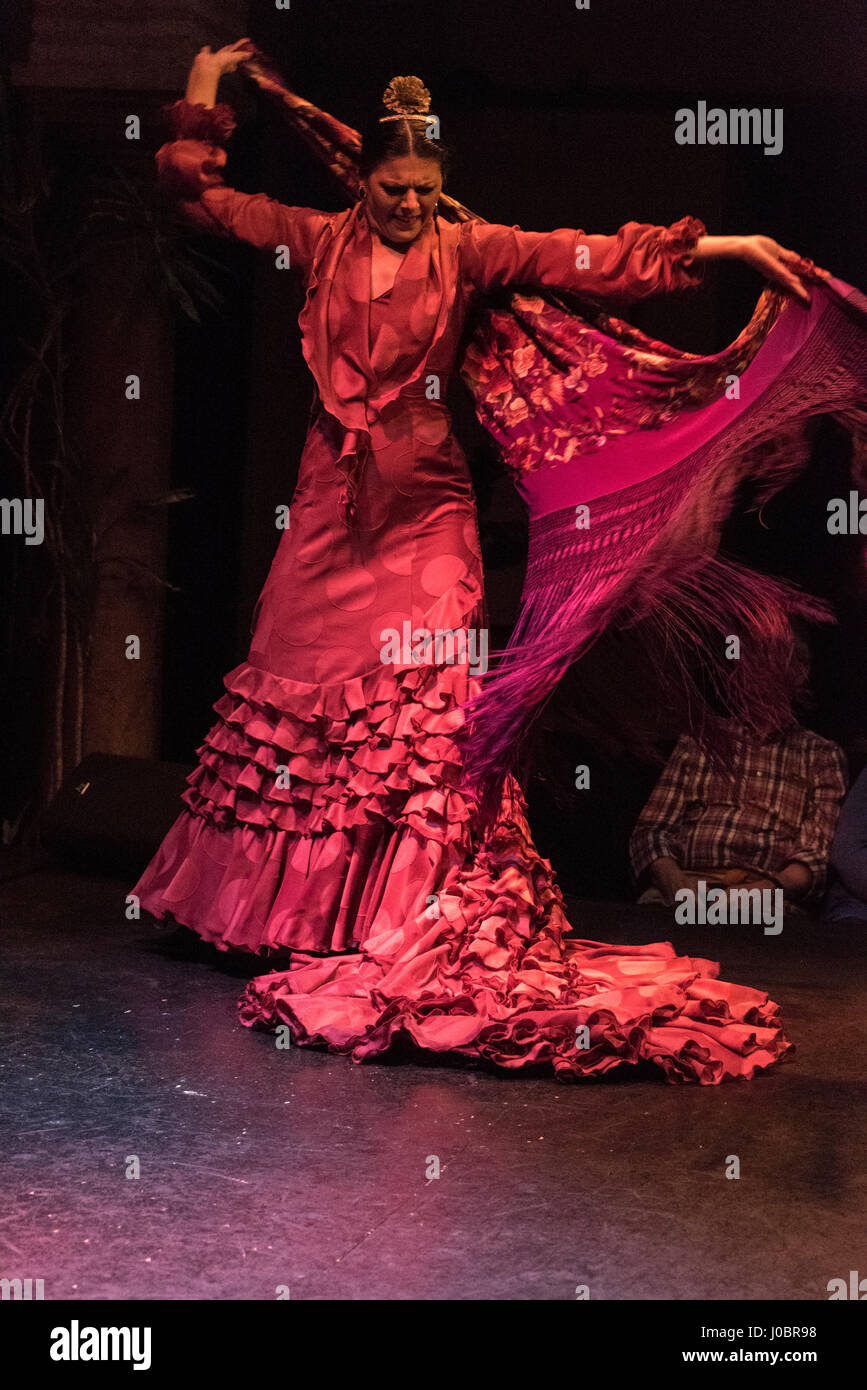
[379,75,435,123]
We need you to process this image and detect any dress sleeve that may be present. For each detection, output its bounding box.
[460,215,706,301]
[155,99,331,279]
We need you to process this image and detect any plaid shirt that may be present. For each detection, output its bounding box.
[630,726,847,898]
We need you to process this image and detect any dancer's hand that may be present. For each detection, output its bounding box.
[185,39,256,106]
[193,38,256,79]
[692,233,817,305]
[736,235,818,304]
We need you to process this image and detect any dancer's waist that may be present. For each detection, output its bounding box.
[374,380,453,424]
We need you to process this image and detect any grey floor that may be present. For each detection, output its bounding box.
[1,860,864,1301]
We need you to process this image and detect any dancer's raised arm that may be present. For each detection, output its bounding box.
[155,42,332,277]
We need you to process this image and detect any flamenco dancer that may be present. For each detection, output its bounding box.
[132,39,867,1083]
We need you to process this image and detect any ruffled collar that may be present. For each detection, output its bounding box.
[298,201,460,434]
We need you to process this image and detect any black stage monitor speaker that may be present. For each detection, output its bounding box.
[41,753,194,876]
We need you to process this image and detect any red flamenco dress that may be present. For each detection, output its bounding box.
[132,95,866,1083]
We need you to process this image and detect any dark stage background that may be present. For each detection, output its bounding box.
[3,0,866,896]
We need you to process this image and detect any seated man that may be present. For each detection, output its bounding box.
[823,763,867,922]
[630,722,847,909]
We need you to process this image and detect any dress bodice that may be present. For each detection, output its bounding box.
[368,286,393,354]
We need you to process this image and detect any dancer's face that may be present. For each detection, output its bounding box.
[362,156,442,245]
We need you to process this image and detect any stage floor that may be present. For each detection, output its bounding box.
[1,859,864,1301]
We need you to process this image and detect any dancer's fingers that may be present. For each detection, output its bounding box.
[762,247,811,303]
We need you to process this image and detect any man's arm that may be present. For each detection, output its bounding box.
[629,738,693,900]
[782,742,848,899]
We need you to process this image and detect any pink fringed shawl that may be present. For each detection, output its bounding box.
[240,57,867,802]
[462,277,867,792]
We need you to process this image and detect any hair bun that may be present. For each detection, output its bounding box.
[381,76,432,118]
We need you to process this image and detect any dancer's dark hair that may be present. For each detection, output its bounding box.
[358,114,450,180]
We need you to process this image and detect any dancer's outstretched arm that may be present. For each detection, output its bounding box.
[461,216,706,302]
[461,218,814,305]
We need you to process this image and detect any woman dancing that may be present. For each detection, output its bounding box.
[132,38,865,1082]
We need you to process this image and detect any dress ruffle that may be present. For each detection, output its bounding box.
[238,793,794,1085]
[163,98,238,143]
[132,649,486,953]
[185,655,477,844]
[656,214,707,274]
